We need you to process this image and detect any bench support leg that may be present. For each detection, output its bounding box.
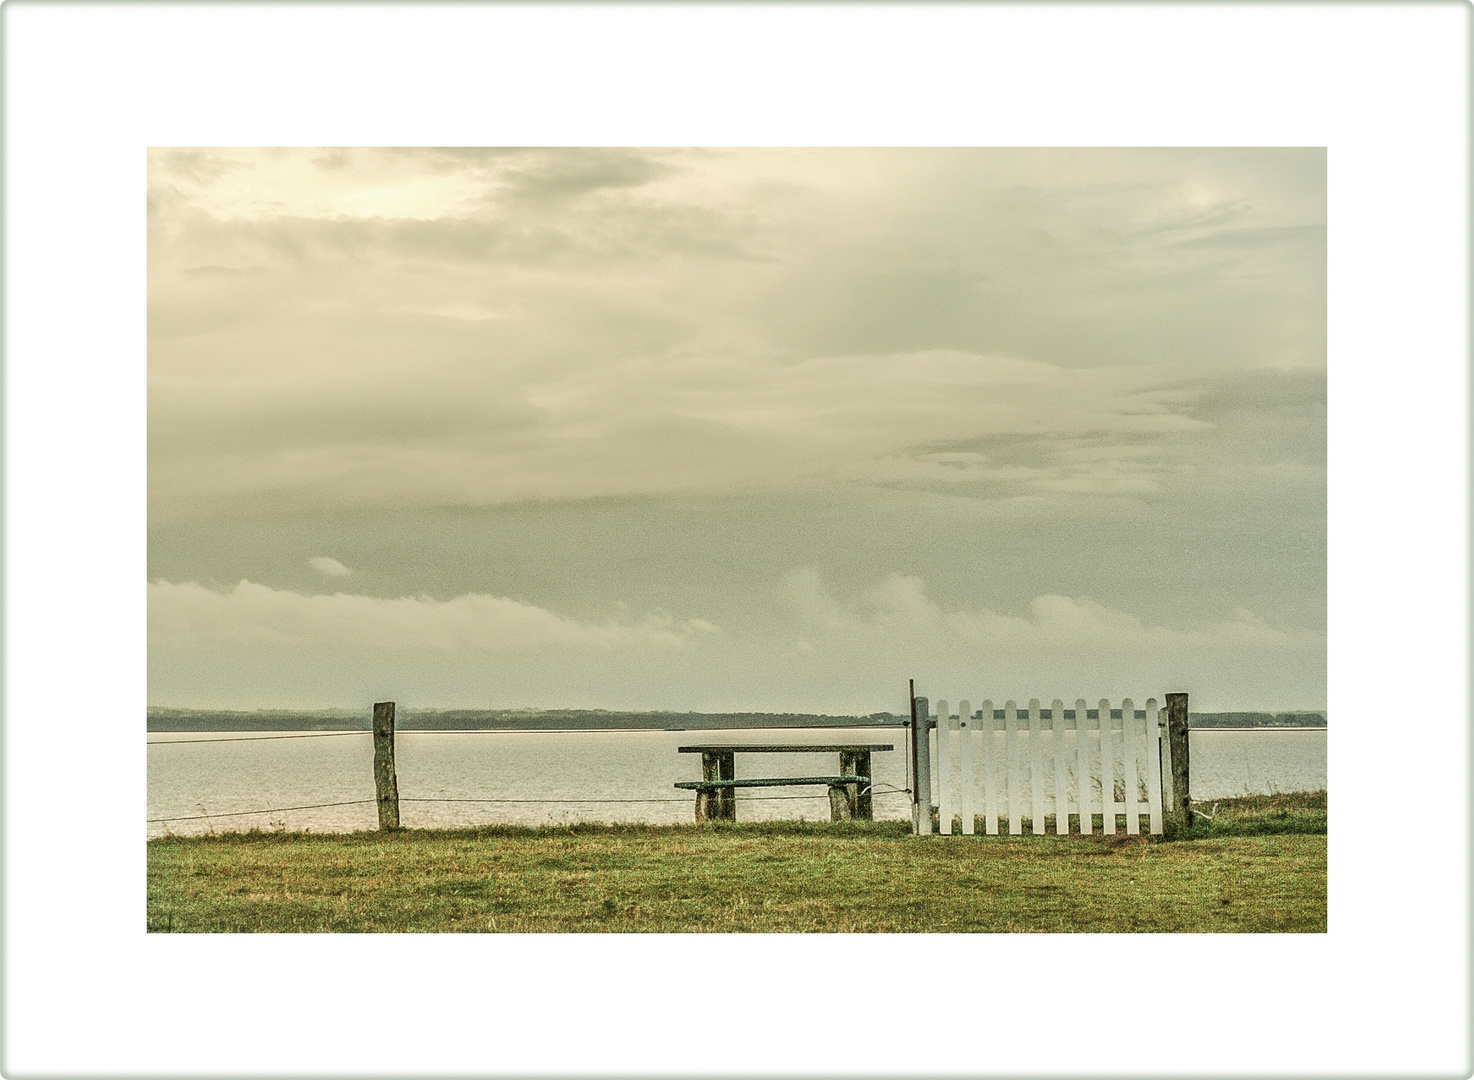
[697,753,717,822]
[717,752,735,820]
[838,750,874,821]
[697,752,737,822]
[828,785,854,821]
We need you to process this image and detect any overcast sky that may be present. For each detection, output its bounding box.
[148,147,1325,713]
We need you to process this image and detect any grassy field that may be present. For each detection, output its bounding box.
[146,792,1325,933]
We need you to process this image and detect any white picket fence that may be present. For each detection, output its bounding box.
[926,698,1166,837]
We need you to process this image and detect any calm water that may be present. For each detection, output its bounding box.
[146,726,1327,837]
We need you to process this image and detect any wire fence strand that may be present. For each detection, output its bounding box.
[148,787,917,824]
[148,800,375,823]
[147,731,371,745]
[148,733,916,825]
[149,727,909,745]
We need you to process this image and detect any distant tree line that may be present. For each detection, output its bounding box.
[1188,712,1326,728]
[146,707,1325,732]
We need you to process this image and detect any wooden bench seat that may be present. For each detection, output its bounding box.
[675,774,873,822]
[676,743,894,823]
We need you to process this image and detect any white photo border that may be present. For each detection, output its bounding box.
[4,2,1467,1076]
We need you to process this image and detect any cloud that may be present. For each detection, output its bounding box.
[145,571,1320,713]
[308,556,352,577]
[151,147,493,222]
[144,149,1324,712]
[149,346,1216,517]
[148,148,1323,518]
[776,568,1323,705]
[149,579,718,654]
[499,148,675,202]
[784,568,1314,652]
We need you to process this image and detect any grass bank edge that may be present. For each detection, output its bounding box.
[149,790,1326,846]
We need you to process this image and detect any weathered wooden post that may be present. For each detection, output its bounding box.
[913,694,934,835]
[372,700,400,830]
[1165,692,1190,834]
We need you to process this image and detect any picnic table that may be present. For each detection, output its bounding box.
[675,743,895,822]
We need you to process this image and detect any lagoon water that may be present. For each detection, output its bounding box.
[147,726,1326,838]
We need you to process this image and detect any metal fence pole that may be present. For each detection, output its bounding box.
[913,695,933,835]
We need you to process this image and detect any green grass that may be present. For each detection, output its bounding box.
[147,793,1326,933]
[1177,790,1328,837]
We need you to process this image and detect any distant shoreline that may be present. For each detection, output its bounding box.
[146,707,1327,733]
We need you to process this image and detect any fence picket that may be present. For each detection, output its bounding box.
[958,700,974,835]
[1050,699,1069,835]
[980,700,998,835]
[1075,698,1092,835]
[937,699,952,835]
[1099,699,1116,835]
[1145,698,1163,835]
[1027,699,1043,834]
[1005,701,1021,835]
[916,687,1165,840]
[1159,705,1175,814]
[1122,698,1139,835]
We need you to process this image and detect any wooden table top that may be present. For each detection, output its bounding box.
[677,744,895,753]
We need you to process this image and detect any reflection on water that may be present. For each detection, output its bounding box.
[147,727,1326,836]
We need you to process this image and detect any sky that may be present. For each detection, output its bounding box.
[147,147,1325,713]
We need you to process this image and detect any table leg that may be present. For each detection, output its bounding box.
[839,749,873,820]
[717,752,736,820]
[828,784,853,821]
[697,753,720,822]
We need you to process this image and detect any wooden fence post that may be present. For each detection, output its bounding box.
[373,701,400,830]
[1165,692,1190,834]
